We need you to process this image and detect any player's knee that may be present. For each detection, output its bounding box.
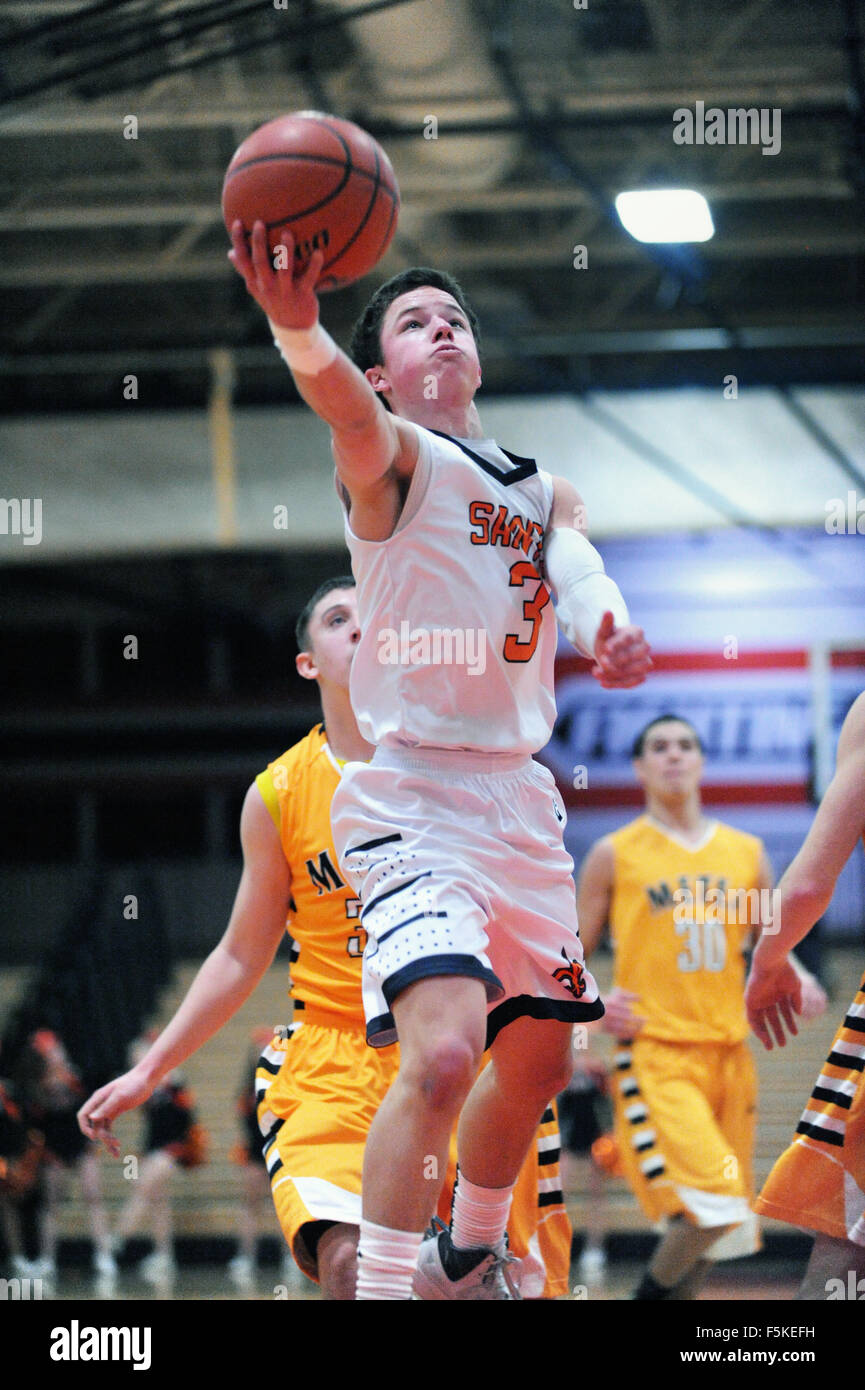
[516,1049,574,1102]
[546,1053,579,1098]
[319,1235,358,1301]
[407,1035,479,1111]
[492,1022,575,1099]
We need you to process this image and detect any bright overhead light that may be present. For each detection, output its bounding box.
[615,189,714,243]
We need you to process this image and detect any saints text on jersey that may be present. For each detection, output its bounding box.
[467,499,545,563]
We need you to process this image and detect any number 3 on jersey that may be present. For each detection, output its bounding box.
[504,558,550,662]
[345,896,367,958]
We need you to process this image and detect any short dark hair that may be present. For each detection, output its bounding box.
[349,267,481,383]
[295,575,355,653]
[631,713,704,759]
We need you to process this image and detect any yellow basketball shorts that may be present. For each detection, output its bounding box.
[611,1036,759,1257]
[257,1015,572,1293]
[437,1099,572,1300]
[755,973,865,1246]
[255,1012,399,1280]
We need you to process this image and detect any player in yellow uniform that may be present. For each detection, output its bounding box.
[577,713,824,1299]
[78,576,572,1299]
[255,579,570,1298]
[251,715,398,1292]
[746,690,865,1299]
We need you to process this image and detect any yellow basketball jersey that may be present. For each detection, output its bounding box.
[608,814,764,1044]
[256,725,366,1024]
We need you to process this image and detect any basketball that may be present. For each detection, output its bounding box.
[222,111,400,293]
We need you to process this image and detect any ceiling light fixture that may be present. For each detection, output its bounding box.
[614,189,714,243]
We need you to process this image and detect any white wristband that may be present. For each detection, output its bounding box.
[543,526,630,657]
[268,317,338,377]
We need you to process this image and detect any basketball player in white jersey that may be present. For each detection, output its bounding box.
[229,221,652,1299]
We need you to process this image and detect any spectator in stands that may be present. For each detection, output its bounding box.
[0,1047,45,1281]
[226,1027,276,1290]
[112,1032,207,1288]
[18,1029,115,1292]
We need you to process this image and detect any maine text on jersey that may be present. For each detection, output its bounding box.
[304,849,367,957]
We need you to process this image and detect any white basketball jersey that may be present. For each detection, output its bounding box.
[341,423,558,754]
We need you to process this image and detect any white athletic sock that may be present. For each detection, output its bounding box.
[356,1219,424,1300]
[451,1172,515,1251]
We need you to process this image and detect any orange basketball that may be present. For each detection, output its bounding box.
[222,110,400,292]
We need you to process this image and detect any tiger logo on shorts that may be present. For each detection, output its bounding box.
[553,948,587,998]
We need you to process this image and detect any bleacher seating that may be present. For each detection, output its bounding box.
[1,947,858,1248]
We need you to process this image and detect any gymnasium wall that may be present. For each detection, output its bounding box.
[2,534,863,965]
[1,385,863,559]
[2,390,863,962]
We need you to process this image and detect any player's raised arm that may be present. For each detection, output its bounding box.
[543,477,652,689]
[746,691,865,1048]
[229,221,413,500]
[78,782,291,1154]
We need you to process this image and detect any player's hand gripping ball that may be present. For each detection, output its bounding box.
[222,111,400,292]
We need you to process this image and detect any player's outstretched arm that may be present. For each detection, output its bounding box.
[228,221,415,503]
[746,692,865,1049]
[544,477,652,689]
[77,783,291,1154]
[749,847,827,1030]
[576,836,644,1036]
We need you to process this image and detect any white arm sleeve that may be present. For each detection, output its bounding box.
[543,526,630,658]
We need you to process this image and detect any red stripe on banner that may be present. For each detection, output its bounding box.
[559,781,809,808]
[831,650,865,667]
[555,650,811,678]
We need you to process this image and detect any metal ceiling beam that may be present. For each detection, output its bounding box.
[3,325,864,377]
[706,0,778,62]
[15,286,82,346]
[0,82,849,134]
[154,218,214,265]
[1,2,98,11]
[0,205,220,230]
[0,177,854,230]
[3,229,862,286]
[0,0,140,48]
[0,0,424,107]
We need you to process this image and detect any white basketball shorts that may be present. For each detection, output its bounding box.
[330,745,604,1047]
